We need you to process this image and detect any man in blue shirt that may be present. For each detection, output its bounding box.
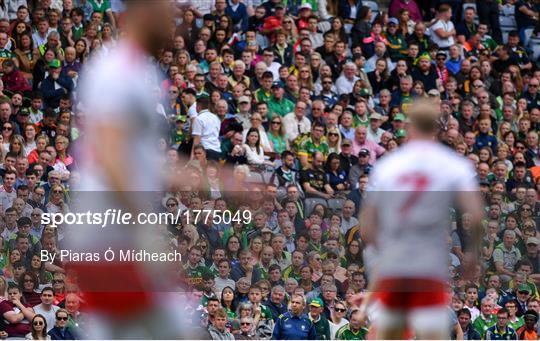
[485,308,518,340]
[272,294,316,340]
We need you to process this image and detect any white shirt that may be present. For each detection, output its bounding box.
[367,140,477,280]
[367,127,385,143]
[430,19,455,49]
[282,112,311,142]
[266,61,282,81]
[335,75,360,95]
[79,41,162,191]
[243,144,265,165]
[33,304,60,332]
[192,109,221,153]
[187,102,197,120]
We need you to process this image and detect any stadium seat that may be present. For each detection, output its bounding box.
[327,198,345,214]
[363,1,379,23]
[499,15,516,29]
[524,28,534,49]
[246,171,264,184]
[529,36,540,60]
[262,171,274,184]
[304,198,328,217]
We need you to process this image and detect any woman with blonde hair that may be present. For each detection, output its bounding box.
[46,184,69,215]
[297,65,314,91]
[266,114,288,155]
[9,135,25,158]
[182,224,199,249]
[243,113,272,153]
[175,50,191,76]
[54,136,73,167]
[27,135,49,164]
[281,16,298,44]
[327,126,342,154]
[249,236,263,266]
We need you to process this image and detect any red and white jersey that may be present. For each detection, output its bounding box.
[367,140,477,280]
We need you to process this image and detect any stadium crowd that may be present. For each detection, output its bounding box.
[0,0,535,340]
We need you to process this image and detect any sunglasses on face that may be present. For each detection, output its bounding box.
[334,308,346,313]
[33,321,44,326]
[56,316,68,321]
[241,322,251,326]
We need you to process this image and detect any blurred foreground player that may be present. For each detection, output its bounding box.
[360,100,485,339]
[70,0,188,338]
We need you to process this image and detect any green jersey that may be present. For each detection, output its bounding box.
[298,137,329,163]
[268,97,295,118]
[88,0,111,13]
[184,263,212,289]
[472,314,496,338]
[335,324,369,340]
[0,49,13,67]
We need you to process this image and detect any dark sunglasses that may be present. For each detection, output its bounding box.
[3,126,12,130]
[334,308,346,313]
[271,121,281,125]
[56,316,68,321]
[241,322,251,326]
[52,279,64,284]
[33,321,44,326]
[167,203,177,208]
[328,133,339,136]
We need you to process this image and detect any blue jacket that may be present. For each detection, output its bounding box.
[338,0,363,21]
[474,132,498,154]
[272,312,316,340]
[48,326,77,340]
[225,1,248,33]
[40,74,74,109]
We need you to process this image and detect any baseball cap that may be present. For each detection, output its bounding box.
[49,59,61,69]
[428,89,441,97]
[309,297,324,308]
[395,129,407,138]
[358,148,370,157]
[299,3,312,10]
[18,109,29,116]
[275,3,285,9]
[527,237,539,246]
[518,284,531,294]
[341,138,352,146]
[436,51,447,59]
[394,113,406,121]
[203,14,214,21]
[238,96,250,104]
[271,81,283,89]
[388,17,399,25]
[370,113,383,120]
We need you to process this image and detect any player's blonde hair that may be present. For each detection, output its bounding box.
[408,99,441,134]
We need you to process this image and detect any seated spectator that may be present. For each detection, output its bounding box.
[0,286,35,337]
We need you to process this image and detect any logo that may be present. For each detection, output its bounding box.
[301,324,306,331]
